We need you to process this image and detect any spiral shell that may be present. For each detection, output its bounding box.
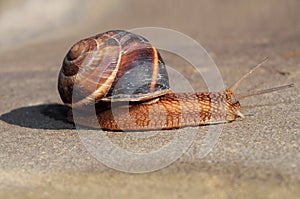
[58,30,170,107]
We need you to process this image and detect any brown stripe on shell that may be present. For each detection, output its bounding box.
[57,71,76,105]
[115,41,151,79]
[73,37,122,105]
[150,46,159,92]
[115,31,153,80]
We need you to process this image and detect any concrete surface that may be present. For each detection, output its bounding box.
[0,0,299,198]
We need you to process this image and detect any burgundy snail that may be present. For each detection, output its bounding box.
[58,30,293,131]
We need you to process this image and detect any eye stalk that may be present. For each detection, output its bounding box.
[228,57,293,103]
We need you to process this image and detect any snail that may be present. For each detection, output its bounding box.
[58,30,293,131]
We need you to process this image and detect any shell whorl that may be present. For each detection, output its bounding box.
[58,30,170,108]
[59,38,94,104]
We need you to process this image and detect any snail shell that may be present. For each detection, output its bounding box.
[58,30,171,107]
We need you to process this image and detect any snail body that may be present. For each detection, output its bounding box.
[73,91,241,130]
[58,30,293,131]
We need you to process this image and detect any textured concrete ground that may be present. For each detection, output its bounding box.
[0,0,299,198]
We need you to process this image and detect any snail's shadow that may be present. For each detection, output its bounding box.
[0,104,75,130]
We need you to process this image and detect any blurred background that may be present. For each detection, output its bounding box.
[1,0,299,50]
